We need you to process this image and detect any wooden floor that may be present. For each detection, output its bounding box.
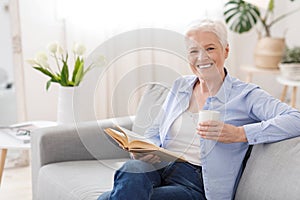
[0,165,31,200]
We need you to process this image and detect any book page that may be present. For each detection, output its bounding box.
[106,125,187,162]
[105,128,128,149]
[128,140,186,162]
[128,140,159,151]
[116,125,154,144]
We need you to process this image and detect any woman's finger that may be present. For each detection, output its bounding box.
[197,125,222,132]
[198,120,220,126]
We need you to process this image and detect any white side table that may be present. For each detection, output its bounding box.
[240,65,280,83]
[277,76,300,108]
[0,121,56,186]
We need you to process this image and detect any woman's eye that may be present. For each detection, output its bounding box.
[206,47,215,51]
[190,50,198,54]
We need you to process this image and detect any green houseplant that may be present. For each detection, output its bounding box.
[28,42,105,90]
[279,46,300,80]
[281,46,300,63]
[224,0,299,37]
[224,0,300,69]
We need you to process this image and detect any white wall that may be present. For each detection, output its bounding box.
[19,0,64,121]
[0,0,14,83]
[0,0,18,125]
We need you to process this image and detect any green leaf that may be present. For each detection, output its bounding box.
[60,60,69,86]
[225,10,240,24]
[50,77,60,83]
[224,0,261,34]
[224,6,239,17]
[68,81,75,86]
[282,46,300,63]
[33,67,55,78]
[74,62,84,86]
[225,0,239,6]
[72,57,84,82]
[46,80,52,90]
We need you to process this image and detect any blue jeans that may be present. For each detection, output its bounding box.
[98,160,206,200]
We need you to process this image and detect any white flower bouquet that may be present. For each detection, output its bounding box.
[28,42,105,90]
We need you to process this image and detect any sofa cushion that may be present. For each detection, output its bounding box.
[37,159,128,200]
[235,136,300,200]
[132,83,170,135]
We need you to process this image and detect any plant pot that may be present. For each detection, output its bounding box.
[57,86,76,124]
[279,63,300,80]
[254,37,285,69]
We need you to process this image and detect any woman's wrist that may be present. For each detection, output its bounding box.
[237,126,248,142]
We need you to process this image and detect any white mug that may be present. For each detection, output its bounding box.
[198,110,220,123]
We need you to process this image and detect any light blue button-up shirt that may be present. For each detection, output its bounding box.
[145,72,300,200]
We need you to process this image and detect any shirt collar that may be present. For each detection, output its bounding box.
[178,68,233,104]
[178,76,198,93]
[214,72,233,104]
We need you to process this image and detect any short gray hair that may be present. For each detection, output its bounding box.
[185,19,228,48]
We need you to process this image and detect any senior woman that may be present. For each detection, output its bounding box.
[98,19,300,200]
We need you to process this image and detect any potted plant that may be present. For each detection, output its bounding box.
[279,46,300,80]
[28,42,106,123]
[224,0,300,69]
[28,42,105,90]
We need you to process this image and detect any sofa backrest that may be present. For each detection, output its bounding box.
[132,83,170,135]
[235,136,300,200]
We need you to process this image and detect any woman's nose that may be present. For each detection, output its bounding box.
[197,49,209,61]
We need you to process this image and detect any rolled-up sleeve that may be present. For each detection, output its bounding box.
[243,88,300,145]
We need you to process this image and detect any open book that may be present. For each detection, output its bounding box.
[104,125,186,162]
[0,121,57,144]
[0,122,36,144]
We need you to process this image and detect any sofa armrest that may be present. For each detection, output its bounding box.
[32,116,133,166]
[31,116,133,199]
[235,136,300,199]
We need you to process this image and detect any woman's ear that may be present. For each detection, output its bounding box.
[224,44,229,59]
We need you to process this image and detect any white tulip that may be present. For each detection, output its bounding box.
[57,45,64,55]
[36,52,48,62]
[35,52,49,67]
[73,43,86,56]
[26,59,38,66]
[95,55,106,67]
[38,58,49,68]
[47,42,59,54]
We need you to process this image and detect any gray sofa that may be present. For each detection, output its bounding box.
[31,83,300,200]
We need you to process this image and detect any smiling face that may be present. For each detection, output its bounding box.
[186,30,229,80]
